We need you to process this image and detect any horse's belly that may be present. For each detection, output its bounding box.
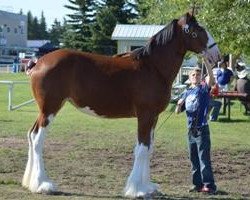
[74,100,135,118]
[78,106,105,118]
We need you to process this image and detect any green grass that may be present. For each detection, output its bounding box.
[0,73,250,200]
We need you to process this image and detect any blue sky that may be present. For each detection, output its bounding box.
[0,0,73,29]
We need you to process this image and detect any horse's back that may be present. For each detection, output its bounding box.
[29,49,141,117]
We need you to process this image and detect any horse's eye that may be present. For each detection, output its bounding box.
[192,32,197,38]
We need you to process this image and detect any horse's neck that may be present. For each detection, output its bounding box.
[150,37,186,85]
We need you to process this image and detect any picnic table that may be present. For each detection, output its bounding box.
[217,91,248,120]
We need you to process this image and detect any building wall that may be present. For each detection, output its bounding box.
[117,40,147,54]
[0,10,27,48]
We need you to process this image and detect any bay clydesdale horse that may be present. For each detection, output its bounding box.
[23,12,220,198]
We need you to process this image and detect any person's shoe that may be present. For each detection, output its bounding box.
[189,186,202,193]
[200,186,216,194]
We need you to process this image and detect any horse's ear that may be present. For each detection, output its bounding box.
[177,14,188,27]
[178,12,192,28]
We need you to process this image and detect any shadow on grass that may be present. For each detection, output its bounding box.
[48,190,236,200]
[0,119,14,123]
[217,118,249,123]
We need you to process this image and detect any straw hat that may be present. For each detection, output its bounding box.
[237,69,248,79]
[236,62,248,79]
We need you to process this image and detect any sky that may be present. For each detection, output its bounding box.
[0,0,72,29]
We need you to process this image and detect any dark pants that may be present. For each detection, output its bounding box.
[209,99,222,121]
[187,125,216,190]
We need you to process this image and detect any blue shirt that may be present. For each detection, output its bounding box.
[217,68,233,86]
[181,83,210,129]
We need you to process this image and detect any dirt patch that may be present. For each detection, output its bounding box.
[0,135,249,199]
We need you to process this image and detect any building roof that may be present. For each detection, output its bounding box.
[27,40,51,48]
[111,24,165,41]
[0,10,26,21]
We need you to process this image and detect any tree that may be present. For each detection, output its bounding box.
[27,10,49,40]
[200,0,250,60]
[91,7,117,54]
[91,0,138,54]
[49,19,65,46]
[62,0,96,51]
[136,0,250,60]
[39,11,48,39]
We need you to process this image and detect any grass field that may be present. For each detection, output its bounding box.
[0,73,250,200]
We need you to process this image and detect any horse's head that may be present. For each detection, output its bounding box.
[178,12,221,66]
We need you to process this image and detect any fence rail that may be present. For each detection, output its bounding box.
[0,64,24,73]
[0,80,35,111]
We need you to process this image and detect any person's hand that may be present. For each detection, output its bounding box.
[175,99,184,114]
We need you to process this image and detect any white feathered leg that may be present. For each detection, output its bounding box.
[22,131,33,188]
[124,129,158,198]
[26,115,57,193]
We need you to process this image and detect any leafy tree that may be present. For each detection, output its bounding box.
[200,0,250,60]
[136,0,250,60]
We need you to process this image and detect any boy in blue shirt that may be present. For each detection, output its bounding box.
[175,65,217,194]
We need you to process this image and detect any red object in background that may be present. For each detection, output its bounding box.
[211,84,219,96]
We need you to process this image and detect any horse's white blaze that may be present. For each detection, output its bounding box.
[24,114,56,193]
[78,106,104,118]
[202,31,221,65]
[124,129,158,198]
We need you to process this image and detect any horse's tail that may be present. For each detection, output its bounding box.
[26,59,37,76]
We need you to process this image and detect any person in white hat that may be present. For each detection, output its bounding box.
[235,62,250,112]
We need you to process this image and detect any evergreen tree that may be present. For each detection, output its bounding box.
[27,11,49,40]
[91,0,138,54]
[27,11,34,39]
[62,0,96,51]
[39,11,48,39]
[49,19,64,46]
[91,7,117,54]
[32,17,40,39]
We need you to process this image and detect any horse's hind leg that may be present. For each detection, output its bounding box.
[124,112,159,198]
[23,112,57,194]
[22,120,37,188]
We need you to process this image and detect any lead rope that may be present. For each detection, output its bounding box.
[156,59,208,132]
[156,109,175,132]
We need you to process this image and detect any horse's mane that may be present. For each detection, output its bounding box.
[131,19,178,60]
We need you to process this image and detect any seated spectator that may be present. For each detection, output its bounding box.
[234,62,250,112]
[216,55,234,91]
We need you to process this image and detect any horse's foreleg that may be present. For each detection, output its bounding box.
[124,114,159,198]
[26,114,57,194]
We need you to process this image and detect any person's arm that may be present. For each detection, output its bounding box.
[175,91,187,114]
[204,60,215,87]
[175,98,185,114]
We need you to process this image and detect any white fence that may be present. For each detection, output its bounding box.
[0,64,24,73]
[0,80,35,111]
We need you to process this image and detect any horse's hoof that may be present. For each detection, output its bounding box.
[36,181,57,194]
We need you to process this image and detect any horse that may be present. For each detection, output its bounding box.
[22,12,221,198]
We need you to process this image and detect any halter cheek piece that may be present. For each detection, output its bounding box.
[183,24,217,50]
